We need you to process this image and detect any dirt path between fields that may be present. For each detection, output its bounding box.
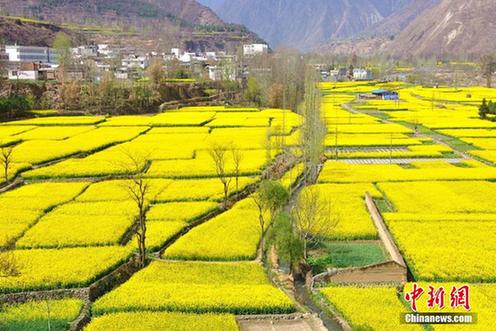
[342,102,481,162]
[238,315,328,331]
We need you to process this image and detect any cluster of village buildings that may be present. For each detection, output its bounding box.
[1,43,270,82]
[319,67,373,82]
[2,42,380,84]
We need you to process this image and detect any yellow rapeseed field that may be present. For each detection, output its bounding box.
[0,182,89,246]
[0,299,84,330]
[93,261,294,315]
[147,201,219,222]
[0,246,133,293]
[84,312,238,331]
[164,198,268,261]
[378,181,496,214]
[302,184,381,239]
[3,88,496,328]
[318,161,496,183]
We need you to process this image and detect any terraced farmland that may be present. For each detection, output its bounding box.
[0,106,300,330]
[314,83,496,330]
[2,83,496,330]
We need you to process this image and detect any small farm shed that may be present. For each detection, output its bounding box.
[371,89,399,100]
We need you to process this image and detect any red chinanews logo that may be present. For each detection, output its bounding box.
[405,284,471,312]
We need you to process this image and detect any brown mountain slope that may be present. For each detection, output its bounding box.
[389,0,496,57]
[0,0,264,52]
[315,37,391,57]
[0,16,85,47]
[0,0,223,27]
[165,0,223,25]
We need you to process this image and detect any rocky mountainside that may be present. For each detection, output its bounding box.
[204,0,494,58]
[388,0,496,57]
[196,0,224,12]
[0,0,263,52]
[202,0,415,50]
[365,0,440,37]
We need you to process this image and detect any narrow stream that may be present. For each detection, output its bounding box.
[284,165,343,331]
[294,280,343,331]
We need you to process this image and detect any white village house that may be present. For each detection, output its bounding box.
[5,45,58,64]
[208,64,236,81]
[243,44,269,56]
[8,62,56,81]
[122,55,150,70]
[5,45,58,81]
[353,68,373,81]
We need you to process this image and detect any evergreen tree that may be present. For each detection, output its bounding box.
[488,100,496,116]
[479,98,489,119]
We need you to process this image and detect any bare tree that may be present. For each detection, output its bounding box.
[0,250,20,277]
[0,44,6,81]
[147,58,165,85]
[98,72,117,114]
[292,187,339,259]
[231,145,243,199]
[121,151,151,268]
[269,48,306,112]
[481,55,496,88]
[299,69,326,183]
[60,80,81,110]
[209,143,232,209]
[0,143,14,183]
[251,194,267,258]
[268,82,284,108]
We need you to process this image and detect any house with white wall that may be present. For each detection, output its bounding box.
[243,44,268,56]
[122,55,150,70]
[5,45,58,64]
[353,68,372,81]
[8,62,55,81]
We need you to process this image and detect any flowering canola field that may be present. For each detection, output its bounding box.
[0,106,297,330]
[93,261,294,315]
[3,84,496,329]
[317,82,496,329]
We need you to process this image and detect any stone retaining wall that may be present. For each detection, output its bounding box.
[313,261,407,285]
[0,288,89,305]
[365,192,407,268]
[311,193,408,285]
